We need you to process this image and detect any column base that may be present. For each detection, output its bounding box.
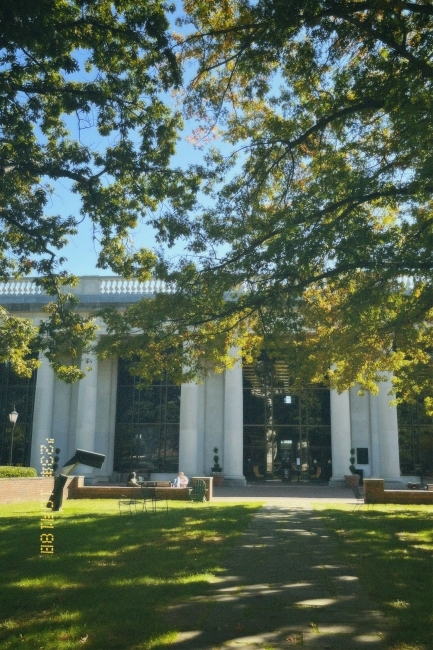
[330,475,414,489]
[384,476,413,489]
[328,476,347,487]
[223,475,247,487]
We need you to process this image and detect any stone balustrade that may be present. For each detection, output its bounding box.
[0,276,173,297]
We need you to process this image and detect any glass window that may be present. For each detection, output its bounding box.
[243,358,331,478]
[114,359,180,473]
[398,399,433,475]
[243,389,266,424]
[0,363,37,466]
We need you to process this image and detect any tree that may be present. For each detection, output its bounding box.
[0,0,199,380]
[99,0,433,411]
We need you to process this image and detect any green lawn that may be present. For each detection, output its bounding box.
[315,504,433,650]
[2,500,432,650]
[0,499,261,650]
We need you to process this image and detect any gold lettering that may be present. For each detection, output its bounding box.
[40,546,54,554]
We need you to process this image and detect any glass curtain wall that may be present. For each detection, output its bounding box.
[114,359,180,474]
[243,358,331,481]
[0,362,37,466]
[398,400,433,476]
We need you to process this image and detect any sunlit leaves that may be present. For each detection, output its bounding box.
[143,0,433,407]
[0,0,198,378]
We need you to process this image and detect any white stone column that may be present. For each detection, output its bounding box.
[196,381,206,475]
[179,382,200,476]
[30,353,55,473]
[368,393,381,476]
[329,389,352,485]
[377,374,401,479]
[349,387,372,478]
[204,371,224,475]
[94,356,118,481]
[74,353,98,477]
[223,351,246,485]
[51,378,72,467]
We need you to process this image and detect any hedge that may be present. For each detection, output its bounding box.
[0,467,38,478]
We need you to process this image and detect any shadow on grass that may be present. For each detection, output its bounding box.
[317,505,433,650]
[0,502,260,649]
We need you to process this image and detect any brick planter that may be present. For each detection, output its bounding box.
[344,474,360,488]
[0,476,76,504]
[0,475,214,504]
[364,479,433,505]
[68,476,213,501]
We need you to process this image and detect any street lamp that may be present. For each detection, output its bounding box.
[8,406,18,466]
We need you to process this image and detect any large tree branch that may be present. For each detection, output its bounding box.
[196,181,429,276]
[225,99,386,156]
[319,6,433,79]
[401,2,433,16]
[0,212,58,260]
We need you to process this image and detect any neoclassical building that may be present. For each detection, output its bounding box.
[0,276,429,486]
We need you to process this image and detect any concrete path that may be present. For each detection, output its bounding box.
[166,485,390,649]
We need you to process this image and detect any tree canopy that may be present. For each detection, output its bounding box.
[0,0,198,380]
[99,0,433,412]
[1,0,433,411]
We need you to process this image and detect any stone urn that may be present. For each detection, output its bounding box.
[212,473,225,487]
[344,473,360,488]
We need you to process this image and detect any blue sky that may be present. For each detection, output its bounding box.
[45,1,203,277]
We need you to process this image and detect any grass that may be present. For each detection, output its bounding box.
[0,499,261,649]
[315,503,433,650]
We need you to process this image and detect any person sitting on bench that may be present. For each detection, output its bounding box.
[127,472,141,487]
[173,471,189,488]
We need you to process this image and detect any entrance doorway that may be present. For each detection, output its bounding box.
[243,359,332,481]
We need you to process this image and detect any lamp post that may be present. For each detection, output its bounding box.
[8,407,18,466]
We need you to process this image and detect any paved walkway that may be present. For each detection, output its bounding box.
[166,484,390,649]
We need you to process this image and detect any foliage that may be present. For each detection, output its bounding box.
[117,0,433,410]
[318,504,433,650]
[0,466,37,478]
[52,448,61,473]
[212,446,222,472]
[0,0,199,379]
[0,307,39,378]
[0,499,260,649]
[3,0,433,409]
[349,447,356,474]
[96,286,262,383]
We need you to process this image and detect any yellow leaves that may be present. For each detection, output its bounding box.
[424,397,433,417]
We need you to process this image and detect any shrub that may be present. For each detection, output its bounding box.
[349,448,357,474]
[0,466,38,478]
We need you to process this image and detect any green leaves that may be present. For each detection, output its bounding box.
[2,0,433,407]
[0,0,198,379]
[143,0,433,408]
[0,0,187,257]
[0,308,39,378]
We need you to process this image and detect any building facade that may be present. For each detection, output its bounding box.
[1,276,429,486]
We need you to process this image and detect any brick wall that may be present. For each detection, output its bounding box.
[68,476,213,501]
[0,476,76,504]
[364,479,433,505]
[0,475,213,504]
[68,485,190,500]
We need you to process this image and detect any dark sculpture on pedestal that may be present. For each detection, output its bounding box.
[48,449,105,511]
